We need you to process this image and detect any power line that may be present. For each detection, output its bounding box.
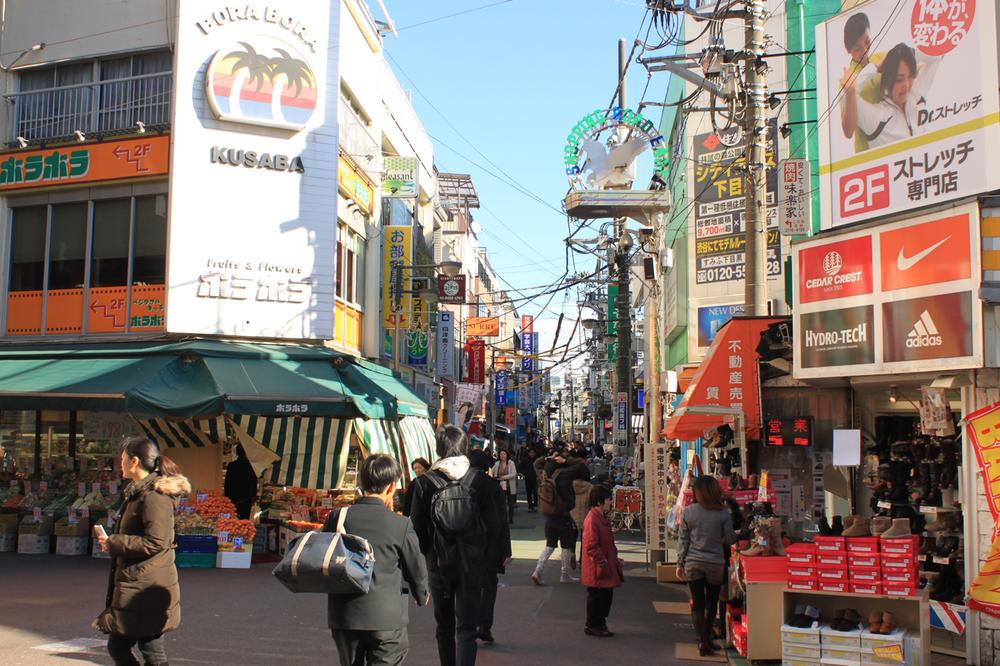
[396,0,515,31]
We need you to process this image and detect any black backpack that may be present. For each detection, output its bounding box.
[426,469,485,575]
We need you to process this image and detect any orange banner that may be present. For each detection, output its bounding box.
[0,136,169,191]
[467,317,500,337]
[965,401,1000,618]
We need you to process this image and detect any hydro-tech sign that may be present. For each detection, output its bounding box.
[793,200,982,378]
[562,106,668,190]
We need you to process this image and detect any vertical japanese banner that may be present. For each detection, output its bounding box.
[461,339,485,384]
[644,441,670,550]
[495,371,508,406]
[521,315,534,371]
[437,311,454,378]
[778,158,810,235]
[965,400,1000,618]
[382,226,412,329]
[407,293,428,366]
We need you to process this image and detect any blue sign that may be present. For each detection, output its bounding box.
[495,371,507,406]
[697,304,745,348]
[637,389,645,410]
[522,328,534,371]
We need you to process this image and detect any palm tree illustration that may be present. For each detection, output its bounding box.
[224,42,271,116]
[267,49,315,124]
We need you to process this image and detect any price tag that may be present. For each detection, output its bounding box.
[109,481,119,495]
[219,513,231,519]
[321,498,333,509]
[919,505,937,514]
[217,531,230,544]
[933,555,952,565]
[196,492,208,502]
[92,482,102,495]
[81,506,90,519]
[877,501,892,510]
[39,481,48,495]
[233,537,244,551]
[78,482,87,497]
[22,479,31,494]
[68,508,78,525]
[32,507,42,523]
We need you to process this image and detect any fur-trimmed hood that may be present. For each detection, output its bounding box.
[430,455,470,481]
[153,473,192,497]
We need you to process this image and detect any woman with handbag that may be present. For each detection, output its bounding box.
[581,484,623,637]
[94,437,190,666]
[490,449,517,524]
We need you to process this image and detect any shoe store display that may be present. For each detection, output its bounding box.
[841,515,871,537]
[871,516,893,537]
[830,515,844,536]
[788,604,821,628]
[879,518,912,539]
[829,608,862,631]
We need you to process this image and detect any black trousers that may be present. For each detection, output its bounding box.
[505,493,515,522]
[107,633,167,666]
[544,515,578,549]
[331,627,408,666]
[478,570,499,633]
[688,578,721,630]
[430,570,480,666]
[586,587,614,629]
[523,477,538,510]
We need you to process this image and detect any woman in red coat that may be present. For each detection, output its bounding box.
[581,484,624,637]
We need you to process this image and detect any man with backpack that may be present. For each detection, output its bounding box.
[411,425,503,666]
[532,446,591,585]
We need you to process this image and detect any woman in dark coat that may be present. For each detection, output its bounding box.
[95,437,191,666]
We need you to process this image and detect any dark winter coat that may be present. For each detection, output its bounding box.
[102,472,190,639]
[581,507,623,589]
[534,456,591,515]
[223,455,258,517]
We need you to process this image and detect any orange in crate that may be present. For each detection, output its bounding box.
[612,486,642,513]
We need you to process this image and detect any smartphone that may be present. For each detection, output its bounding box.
[93,524,107,539]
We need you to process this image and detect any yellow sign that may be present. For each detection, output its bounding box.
[382,226,411,329]
[871,645,904,662]
[338,156,374,215]
[467,316,500,337]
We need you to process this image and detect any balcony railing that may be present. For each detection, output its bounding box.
[5,71,172,145]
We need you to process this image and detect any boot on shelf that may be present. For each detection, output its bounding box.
[922,463,942,507]
[767,518,786,556]
[818,517,833,536]
[879,518,912,539]
[830,515,844,536]
[842,516,871,537]
[871,516,893,537]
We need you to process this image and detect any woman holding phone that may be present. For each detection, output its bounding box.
[93,437,191,666]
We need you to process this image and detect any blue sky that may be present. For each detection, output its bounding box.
[381,0,670,361]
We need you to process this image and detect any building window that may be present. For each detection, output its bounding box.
[132,194,167,284]
[336,237,344,298]
[47,203,87,290]
[8,206,46,292]
[90,199,130,288]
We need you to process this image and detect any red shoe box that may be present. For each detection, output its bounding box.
[883,581,918,597]
[849,566,881,582]
[787,564,817,579]
[741,555,789,582]
[818,580,849,593]
[846,536,880,553]
[848,552,880,568]
[787,577,818,591]
[880,535,920,556]
[786,543,817,564]
[816,566,848,582]
[816,551,847,567]
[849,581,883,595]
[881,554,918,571]
[814,536,846,552]
[733,631,747,656]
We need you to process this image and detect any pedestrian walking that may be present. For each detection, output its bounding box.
[411,425,503,666]
[531,446,590,585]
[223,444,259,520]
[323,454,429,666]
[93,437,190,666]
[518,446,539,512]
[581,485,624,637]
[468,450,512,645]
[401,457,430,517]
[490,449,517,523]
[676,476,736,656]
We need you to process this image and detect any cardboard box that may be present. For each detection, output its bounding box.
[216,550,252,569]
[845,537,880,554]
[822,645,862,662]
[781,623,821,646]
[0,514,18,534]
[56,536,89,556]
[861,628,906,650]
[821,624,863,648]
[817,566,848,582]
[656,562,683,583]
[0,532,15,552]
[816,551,848,567]
[818,580,849,593]
[17,534,50,554]
[19,516,54,535]
[849,566,881,582]
[783,644,822,660]
[848,553,880,568]
[55,517,90,537]
[788,564,818,578]
[849,581,883,595]
[788,577,818,591]
[814,536,846,552]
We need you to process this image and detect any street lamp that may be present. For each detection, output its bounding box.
[581,318,599,332]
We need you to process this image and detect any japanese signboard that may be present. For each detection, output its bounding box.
[495,371,508,406]
[778,158,810,235]
[407,291,429,366]
[382,226,412,329]
[644,440,671,550]
[793,201,981,378]
[382,156,418,198]
[461,339,485,384]
[467,317,500,337]
[521,316,534,371]
[816,0,1000,227]
[339,157,374,214]
[765,417,813,447]
[437,275,466,304]
[0,136,170,191]
[615,392,628,438]
[965,400,1000,618]
[437,311,455,379]
[697,304,744,348]
[692,124,781,284]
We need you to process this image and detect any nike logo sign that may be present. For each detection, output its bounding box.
[897,236,951,271]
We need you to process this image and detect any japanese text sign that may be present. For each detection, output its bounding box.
[765,417,813,447]
[382,226,412,329]
[778,158,810,235]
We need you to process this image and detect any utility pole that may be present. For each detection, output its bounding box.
[742,0,770,316]
[569,372,576,442]
[614,38,633,457]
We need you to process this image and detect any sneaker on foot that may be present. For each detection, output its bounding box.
[560,573,579,583]
[531,571,543,586]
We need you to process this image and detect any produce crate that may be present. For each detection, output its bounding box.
[176,534,218,554]
[17,534,50,554]
[0,532,15,552]
[216,550,252,569]
[176,551,215,568]
[56,536,89,556]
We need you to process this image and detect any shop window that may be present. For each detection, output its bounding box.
[346,248,355,303]
[90,199,130,287]
[8,206,46,292]
[132,194,166,284]
[47,203,87,290]
[336,237,344,298]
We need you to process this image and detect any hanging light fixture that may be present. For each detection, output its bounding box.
[888,385,899,403]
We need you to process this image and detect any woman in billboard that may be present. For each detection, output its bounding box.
[843,42,942,150]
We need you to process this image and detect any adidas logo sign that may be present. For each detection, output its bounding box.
[906,310,943,348]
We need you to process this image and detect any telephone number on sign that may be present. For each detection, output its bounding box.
[696,259,781,284]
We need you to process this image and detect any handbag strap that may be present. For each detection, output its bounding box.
[335,506,349,534]
[290,531,313,577]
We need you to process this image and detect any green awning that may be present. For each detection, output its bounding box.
[0,339,427,419]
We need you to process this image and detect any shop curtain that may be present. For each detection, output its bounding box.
[397,416,437,479]
[133,415,227,449]
[230,415,353,490]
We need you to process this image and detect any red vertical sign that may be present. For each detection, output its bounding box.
[462,338,486,384]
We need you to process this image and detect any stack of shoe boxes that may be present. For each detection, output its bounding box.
[814,536,848,593]
[880,536,920,597]
[787,542,818,591]
[847,536,882,595]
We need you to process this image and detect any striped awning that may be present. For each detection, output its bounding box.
[231,415,353,489]
[353,418,400,459]
[134,416,227,449]
[396,416,437,482]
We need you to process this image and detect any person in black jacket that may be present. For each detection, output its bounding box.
[323,454,429,666]
[531,447,591,585]
[468,449,512,645]
[411,425,503,666]
[518,446,540,512]
[223,445,259,520]
[401,457,430,517]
